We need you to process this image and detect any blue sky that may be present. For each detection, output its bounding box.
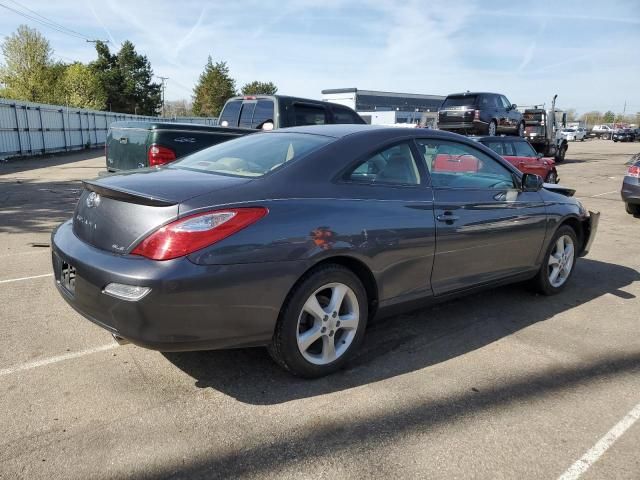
[1,0,639,113]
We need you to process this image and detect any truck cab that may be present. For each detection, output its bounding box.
[523,95,569,162]
[217,95,365,130]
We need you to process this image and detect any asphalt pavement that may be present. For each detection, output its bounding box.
[0,140,639,479]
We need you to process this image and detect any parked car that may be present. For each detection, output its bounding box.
[473,136,559,183]
[52,125,598,377]
[106,95,365,172]
[592,125,614,139]
[622,154,640,215]
[576,127,588,140]
[438,92,524,137]
[612,128,636,142]
[561,128,585,142]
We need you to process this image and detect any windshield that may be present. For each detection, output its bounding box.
[172,132,333,177]
[441,95,477,108]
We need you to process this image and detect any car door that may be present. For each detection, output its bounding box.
[510,140,549,178]
[415,138,547,295]
[493,95,509,133]
[341,140,436,303]
[500,95,518,132]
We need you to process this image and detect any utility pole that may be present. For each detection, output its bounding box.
[157,76,168,118]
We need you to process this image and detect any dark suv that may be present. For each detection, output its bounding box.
[438,92,524,137]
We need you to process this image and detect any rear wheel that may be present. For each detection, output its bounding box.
[625,203,640,215]
[488,120,497,136]
[268,264,368,378]
[532,226,578,295]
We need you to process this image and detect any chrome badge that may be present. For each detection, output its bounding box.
[86,191,101,208]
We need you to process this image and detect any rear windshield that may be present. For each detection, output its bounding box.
[219,99,275,129]
[172,132,333,177]
[441,95,478,108]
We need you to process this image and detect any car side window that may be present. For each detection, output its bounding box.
[513,141,536,157]
[483,141,506,156]
[293,104,327,126]
[500,96,512,109]
[346,142,421,186]
[416,139,515,189]
[332,106,361,124]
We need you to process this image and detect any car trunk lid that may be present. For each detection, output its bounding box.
[73,168,252,254]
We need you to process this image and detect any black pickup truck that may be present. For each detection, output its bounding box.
[106,95,364,172]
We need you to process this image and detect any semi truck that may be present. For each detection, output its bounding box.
[522,95,569,163]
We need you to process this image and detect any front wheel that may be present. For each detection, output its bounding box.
[268,264,368,378]
[532,226,578,295]
[555,143,567,162]
[545,171,558,184]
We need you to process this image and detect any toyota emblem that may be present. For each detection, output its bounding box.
[86,191,101,208]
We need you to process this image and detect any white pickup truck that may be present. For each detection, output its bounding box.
[592,125,614,139]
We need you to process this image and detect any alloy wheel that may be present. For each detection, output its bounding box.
[488,121,496,136]
[296,283,359,365]
[548,235,575,288]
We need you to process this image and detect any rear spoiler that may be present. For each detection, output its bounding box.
[83,180,177,207]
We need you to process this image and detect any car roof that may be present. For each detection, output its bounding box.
[445,92,502,97]
[276,124,470,141]
[471,135,528,143]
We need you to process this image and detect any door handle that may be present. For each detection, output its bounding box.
[437,212,460,223]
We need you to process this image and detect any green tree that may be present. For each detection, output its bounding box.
[91,40,161,115]
[240,80,278,96]
[0,25,56,102]
[192,56,236,116]
[59,62,106,110]
[603,110,615,124]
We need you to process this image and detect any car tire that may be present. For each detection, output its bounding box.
[488,120,497,136]
[268,264,368,378]
[545,171,558,184]
[555,143,567,162]
[625,203,640,216]
[518,122,525,137]
[532,225,578,295]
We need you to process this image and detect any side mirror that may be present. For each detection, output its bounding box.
[511,104,517,110]
[561,113,567,128]
[536,152,543,159]
[522,173,544,191]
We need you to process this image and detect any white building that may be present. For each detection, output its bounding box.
[322,88,445,127]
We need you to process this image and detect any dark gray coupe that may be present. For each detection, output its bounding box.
[52,125,599,377]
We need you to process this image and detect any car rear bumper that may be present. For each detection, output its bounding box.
[438,119,488,134]
[579,211,599,257]
[51,220,305,351]
[621,179,640,204]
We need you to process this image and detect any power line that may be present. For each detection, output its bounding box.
[5,0,92,40]
[0,2,103,42]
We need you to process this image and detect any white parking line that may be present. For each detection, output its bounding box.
[0,273,53,284]
[557,401,640,480]
[589,190,618,198]
[0,343,119,377]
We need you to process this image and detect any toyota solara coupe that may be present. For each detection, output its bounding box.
[52,125,599,377]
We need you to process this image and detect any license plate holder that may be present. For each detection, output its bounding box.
[60,261,76,294]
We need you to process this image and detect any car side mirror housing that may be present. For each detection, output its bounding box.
[536,152,543,158]
[522,173,544,191]
[511,104,517,110]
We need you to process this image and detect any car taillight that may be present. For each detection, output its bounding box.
[131,207,268,260]
[627,165,640,178]
[474,109,480,121]
[148,144,177,166]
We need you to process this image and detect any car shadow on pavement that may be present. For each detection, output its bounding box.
[0,148,104,176]
[0,178,83,235]
[164,258,639,405]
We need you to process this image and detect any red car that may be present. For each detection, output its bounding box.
[475,136,559,183]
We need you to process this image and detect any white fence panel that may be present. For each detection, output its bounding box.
[0,98,217,160]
